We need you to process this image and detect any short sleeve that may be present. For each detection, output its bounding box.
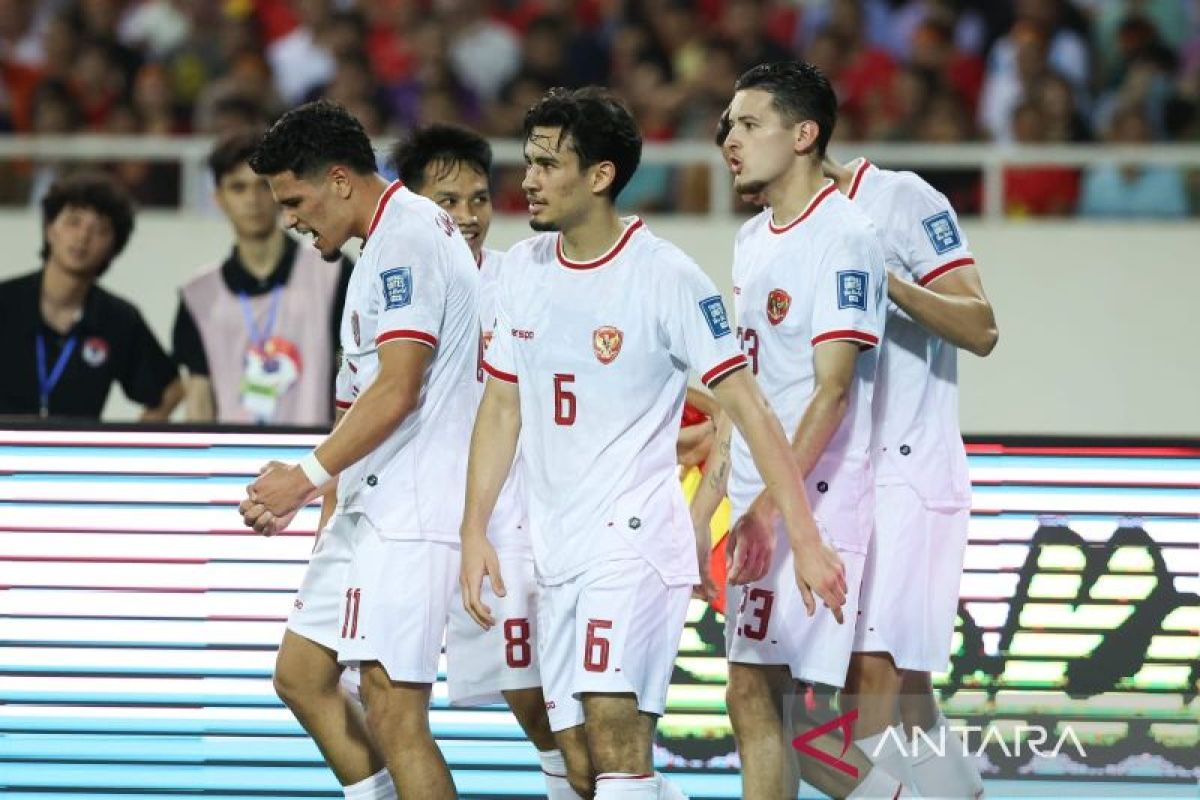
[481,274,517,383]
[171,296,209,375]
[810,234,885,350]
[666,256,746,388]
[373,233,445,350]
[120,309,179,407]
[899,180,975,286]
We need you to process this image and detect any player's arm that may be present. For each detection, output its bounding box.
[460,374,522,629]
[314,405,348,534]
[246,340,432,522]
[711,369,847,618]
[690,412,731,530]
[182,375,216,422]
[888,265,998,357]
[785,340,859,477]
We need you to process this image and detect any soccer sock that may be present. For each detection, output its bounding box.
[906,714,985,799]
[342,768,395,800]
[856,725,918,793]
[656,772,688,799]
[538,749,583,799]
[846,765,910,798]
[595,772,660,798]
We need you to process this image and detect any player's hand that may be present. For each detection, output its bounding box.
[726,508,775,585]
[248,461,314,519]
[692,513,719,602]
[677,419,716,468]
[238,498,297,536]
[792,538,848,624]
[460,534,505,630]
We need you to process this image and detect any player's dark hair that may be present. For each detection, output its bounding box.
[40,171,135,277]
[522,86,642,201]
[715,107,732,147]
[249,100,377,178]
[734,61,837,157]
[208,129,266,184]
[390,124,493,191]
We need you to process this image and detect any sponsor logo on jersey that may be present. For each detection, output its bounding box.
[922,210,961,254]
[380,267,412,309]
[837,270,868,311]
[699,295,732,338]
[81,336,108,367]
[511,328,535,340]
[766,288,791,325]
[593,326,623,364]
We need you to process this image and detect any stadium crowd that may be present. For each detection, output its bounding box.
[2,0,1199,214]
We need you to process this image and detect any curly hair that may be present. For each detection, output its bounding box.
[522,86,642,201]
[391,124,492,191]
[735,61,837,158]
[40,171,135,277]
[248,100,376,178]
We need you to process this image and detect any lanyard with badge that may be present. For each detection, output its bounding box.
[239,286,302,422]
[35,333,77,418]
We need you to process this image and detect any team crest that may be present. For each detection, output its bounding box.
[593,325,623,365]
[766,289,791,326]
[351,311,361,347]
[81,336,108,367]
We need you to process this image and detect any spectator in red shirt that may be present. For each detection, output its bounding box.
[1004,100,1080,216]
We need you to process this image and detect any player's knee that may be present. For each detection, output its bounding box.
[272,656,326,711]
[849,652,900,695]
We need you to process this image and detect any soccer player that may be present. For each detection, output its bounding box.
[237,101,479,800]
[391,123,571,797]
[460,87,846,800]
[824,153,997,797]
[694,63,906,799]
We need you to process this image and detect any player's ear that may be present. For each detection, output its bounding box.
[590,160,616,197]
[794,120,820,156]
[327,165,353,199]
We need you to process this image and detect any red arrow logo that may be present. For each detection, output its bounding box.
[791,708,859,778]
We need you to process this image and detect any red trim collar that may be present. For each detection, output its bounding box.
[847,158,871,200]
[367,180,404,239]
[557,218,644,270]
[768,181,837,234]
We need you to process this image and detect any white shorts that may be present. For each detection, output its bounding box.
[854,482,969,672]
[538,558,691,732]
[287,512,459,684]
[447,549,542,706]
[725,510,868,688]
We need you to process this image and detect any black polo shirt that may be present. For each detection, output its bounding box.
[171,237,353,377]
[0,270,178,419]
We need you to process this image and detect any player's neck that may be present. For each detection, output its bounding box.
[237,228,286,280]
[558,207,627,263]
[766,161,830,227]
[352,173,394,241]
[823,156,855,194]
[41,259,91,310]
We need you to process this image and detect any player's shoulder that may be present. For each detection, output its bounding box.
[818,188,876,236]
[493,233,556,284]
[735,207,772,244]
[875,167,952,212]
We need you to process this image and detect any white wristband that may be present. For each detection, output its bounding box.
[298,451,333,488]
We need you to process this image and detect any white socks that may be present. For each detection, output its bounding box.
[342,768,395,800]
[905,715,985,799]
[847,764,910,798]
[857,725,919,793]
[539,749,583,799]
[596,772,659,798]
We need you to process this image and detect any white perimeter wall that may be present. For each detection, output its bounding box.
[1,212,1196,437]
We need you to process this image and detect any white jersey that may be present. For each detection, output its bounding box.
[483,217,746,586]
[476,246,529,553]
[728,183,886,549]
[846,159,973,510]
[332,181,479,540]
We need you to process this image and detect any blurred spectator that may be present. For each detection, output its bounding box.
[442,0,520,103]
[1034,70,1090,142]
[266,0,336,105]
[173,131,352,425]
[0,171,180,420]
[1078,105,1189,218]
[1003,100,1080,217]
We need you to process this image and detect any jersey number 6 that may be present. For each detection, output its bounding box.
[553,373,576,426]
